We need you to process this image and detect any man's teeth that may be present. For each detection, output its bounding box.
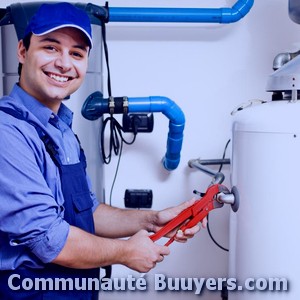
[49,73,69,82]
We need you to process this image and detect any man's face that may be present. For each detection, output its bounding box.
[18,27,89,112]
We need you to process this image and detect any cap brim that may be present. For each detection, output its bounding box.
[33,24,93,49]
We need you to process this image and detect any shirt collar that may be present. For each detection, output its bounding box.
[9,84,73,127]
[57,102,73,127]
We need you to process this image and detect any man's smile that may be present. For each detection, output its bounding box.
[44,71,74,83]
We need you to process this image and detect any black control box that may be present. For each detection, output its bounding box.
[122,113,154,133]
[124,189,153,209]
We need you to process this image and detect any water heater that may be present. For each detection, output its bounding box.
[229,99,300,299]
[229,2,300,297]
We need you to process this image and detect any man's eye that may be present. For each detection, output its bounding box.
[72,52,84,58]
[44,46,56,51]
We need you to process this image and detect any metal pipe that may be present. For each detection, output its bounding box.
[188,158,225,184]
[108,0,254,23]
[217,187,239,212]
[272,50,300,71]
[195,158,230,166]
[82,92,185,171]
[217,192,235,205]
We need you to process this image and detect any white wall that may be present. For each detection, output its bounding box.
[1,0,299,299]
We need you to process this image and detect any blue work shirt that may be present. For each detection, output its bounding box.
[0,84,99,270]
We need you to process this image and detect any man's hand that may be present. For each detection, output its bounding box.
[121,230,170,273]
[152,199,206,243]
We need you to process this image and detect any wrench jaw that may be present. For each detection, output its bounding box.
[213,185,229,209]
[213,197,225,209]
[218,184,230,194]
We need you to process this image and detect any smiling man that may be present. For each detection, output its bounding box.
[18,28,88,113]
[17,4,91,113]
[0,2,200,300]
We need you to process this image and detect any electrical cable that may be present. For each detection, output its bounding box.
[206,214,229,252]
[101,16,112,98]
[100,17,137,164]
[100,116,137,165]
[207,139,231,252]
[218,139,231,172]
[106,115,141,205]
[108,139,123,206]
[100,16,139,205]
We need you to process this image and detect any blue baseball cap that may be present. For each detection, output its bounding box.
[24,2,93,48]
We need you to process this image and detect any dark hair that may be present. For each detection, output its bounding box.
[18,33,32,76]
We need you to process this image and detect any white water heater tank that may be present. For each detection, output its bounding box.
[229,100,300,299]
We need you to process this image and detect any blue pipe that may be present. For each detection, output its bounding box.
[109,0,254,23]
[128,96,185,171]
[81,92,185,171]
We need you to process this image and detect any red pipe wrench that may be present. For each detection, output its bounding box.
[150,184,230,246]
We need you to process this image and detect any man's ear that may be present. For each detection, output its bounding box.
[17,40,26,64]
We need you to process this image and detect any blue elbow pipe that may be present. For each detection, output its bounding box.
[128,96,185,171]
[108,0,254,23]
[81,92,185,171]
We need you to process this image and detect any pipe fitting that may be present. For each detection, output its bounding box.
[188,158,225,184]
[221,0,254,23]
[272,50,300,70]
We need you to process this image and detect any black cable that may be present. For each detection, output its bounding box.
[109,139,123,206]
[207,139,231,252]
[101,116,137,165]
[101,19,112,97]
[218,139,231,172]
[207,214,229,252]
[100,14,139,162]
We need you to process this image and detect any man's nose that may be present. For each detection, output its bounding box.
[55,52,72,71]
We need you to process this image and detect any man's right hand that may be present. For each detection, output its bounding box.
[121,229,170,273]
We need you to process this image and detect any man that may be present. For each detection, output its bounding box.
[0,2,200,299]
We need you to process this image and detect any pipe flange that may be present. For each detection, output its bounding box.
[231,186,239,212]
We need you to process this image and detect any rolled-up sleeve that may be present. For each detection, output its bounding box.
[0,119,69,264]
[22,219,70,263]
